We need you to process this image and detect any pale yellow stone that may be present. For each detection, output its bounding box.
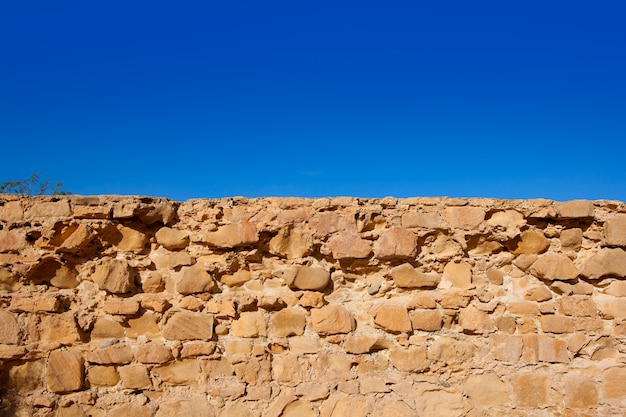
[311,305,355,335]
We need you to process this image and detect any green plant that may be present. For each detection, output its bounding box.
[0,172,71,195]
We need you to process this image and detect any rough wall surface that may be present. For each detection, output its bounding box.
[1,195,625,417]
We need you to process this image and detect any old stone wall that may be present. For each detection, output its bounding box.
[0,195,625,417]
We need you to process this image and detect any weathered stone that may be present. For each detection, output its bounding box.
[153,359,199,385]
[389,263,440,288]
[270,308,306,337]
[283,265,330,291]
[390,346,428,372]
[487,210,526,230]
[530,253,579,280]
[26,257,78,288]
[163,310,214,340]
[373,228,417,259]
[581,248,626,278]
[465,373,509,406]
[602,367,626,405]
[428,337,476,363]
[512,372,549,407]
[220,269,252,287]
[410,309,443,331]
[556,200,594,218]
[87,365,119,387]
[231,311,267,337]
[0,344,27,359]
[155,399,215,417]
[604,214,626,246]
[118,364,151,389]
[110,404,154,417]
[343,334,382,354]
[559,298,597,317]
[564,373,598,408]
[91,316,125,339]
[0,310,20,344]
[127,311,160,338]
[56,223,96,253]
[561,228,583,249]
[114,224,149,252]
[597,297,626,319]
[458,305,493,333]
[177,264,217,294]
[422,232,463,259]
[27,200,71,219]
[91,258,134,293]
[180,341,216,357]
[402,211,445,229]
[203,221,259,248]
[0,266,18,291]
[46,349,84,393]
[511,229,549,254]
[373,305,411,333]
[442,260,473,289]
[310,211,356,237]
[2,359,45,391]
[155,227,189,250]
[0,200,24,222]
[328,232,372,259]
[445,206,486,230]
[280,400,316,417]
[103,298,140,315]
[39,312,81,343]
[217,403,257,417]
[269,224,313,259]
[86,344,133,365]
[490,334,523,363]
[149,246,194,269]
[311,305,355,335]
[523,334,569,363]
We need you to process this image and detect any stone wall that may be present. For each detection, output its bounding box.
[0,195,625,417]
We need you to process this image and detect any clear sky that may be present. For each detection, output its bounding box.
[1,1,625,201]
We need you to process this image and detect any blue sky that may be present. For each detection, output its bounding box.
[1,1,625,201]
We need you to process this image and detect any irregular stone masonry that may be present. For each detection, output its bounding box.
[0,195,625,416]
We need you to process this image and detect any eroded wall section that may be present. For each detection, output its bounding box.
[0,195,625,416]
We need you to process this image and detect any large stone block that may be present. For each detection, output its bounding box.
[231,311,267,337]
[86,344,134,365]
[511,372,549,407]
[203,221,259,248]
[118,364,151,389]
[91,258,134,293]
[270,308,306,337]
[556,200,594,218]
[390,346,428,372]
[311,305,355,335]
[564,373,598,408]
[410,309,443,331]
[283,265,330,291]
[46,349,84,393]
[465,373,510,406]
[442,260,473,289]
[445,206,486,230]
[374,305,411,333]
[604,214,626,246]
[0,310,20,344]
[511,229,549,254]
[269,224,313,259]
[581,248,626,279]
[155,227,189,250]
[155,399,215,417]
[163,311,214,340]
[602,367,626,405]
[153,359,200,385]
[328,232,372,259]
[373,228,417,259]
[176,264,217,295]
[530,253,579,280]
[389,263,440,288]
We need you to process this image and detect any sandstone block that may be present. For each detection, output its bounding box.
[134,343,173,364]
[155,227,189,250]
[87,365,119,387]
[163,310,214,340]
[0,345,26,359]
[564,373,598,408]
[343,334,381,354]
[487,209,526,230]
[56,223,96,253]
[459,305,493,333]
[3,359,45,391]
[0,200,24,222]
[465,373,510,406]
[203,221,259,248]
[91,316,125,339]
[325,396,368,417]
[410,309,443,331]
[27,200,71,219]
[153,359,199,385]
[373,228,417,259]
[511,229,549,254]
[73,204,110,219]
[181,341,216,357]
[231,311,267,337]
[374,305,411,333]
[328,232,372,259]
[604,214,626,246]
[86,344,133,365]
[155,399,215,417]
[311,305,355,335]
[270,308,306,337]
[110,404,154,417]
[602,367,626,405]
[103,298,140,315]
[217,404,257,417]
[512,372,549,407]
[402,211,445,229]
[389,263,440,288]
[283,265,330,291]
[220,269,252,287]
[310,211,356,237]
[559,298,597,317]
[556,200,594,218]
[560,228,583,249]
[0,230,28,253]
[390,346,428,372]
[26,257,79,288]
[530,253,579,280]
[115,224,149,252]
[39,312,81,343]
[442,260,473,289]
[523,334,569,363]
[0,310,20,344]
[127,311,161,338]
[281,399,317,417]
[46,349,84,393]
[445,206,486,230]
[91,258,134,293]
[176,264,217,295]
[597,297,626,319]
[118,364,151,389]
[428,337,476,363]
[0,266,18,291]
[269,224,313,259]
[490,334,523,363]
[581,248,626,278]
